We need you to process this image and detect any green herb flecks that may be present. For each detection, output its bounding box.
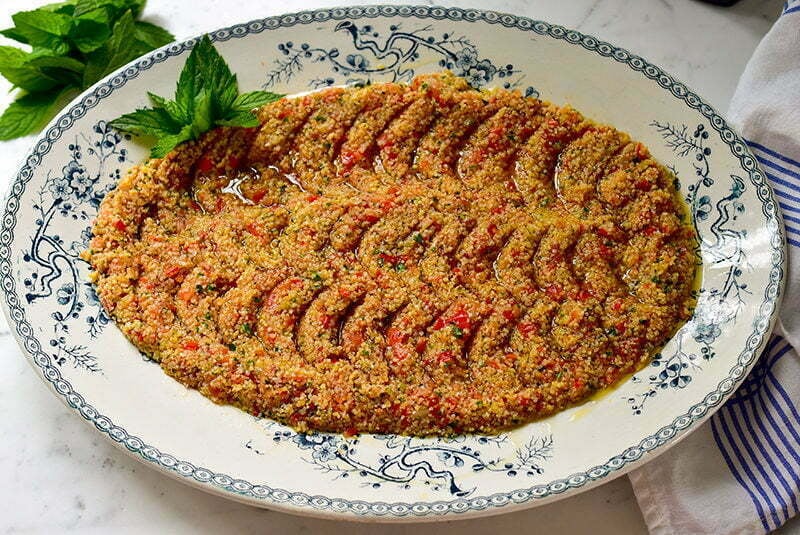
[0,0,175,140]
[109,35,284,157]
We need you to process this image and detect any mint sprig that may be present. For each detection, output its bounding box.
[109,35,284,158]
[0,0,175,140]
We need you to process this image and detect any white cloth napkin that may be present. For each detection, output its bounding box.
[629,3,800,533]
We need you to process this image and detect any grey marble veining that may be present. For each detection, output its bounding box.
[0,0,786,533]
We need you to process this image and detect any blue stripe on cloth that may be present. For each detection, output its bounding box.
[754,385,800,471]
[748,140,800,170]
[783,210,800,228]
[784,5,800,15]
[712,336,800,532]
[759,375,800,528]
[768,342,793,367]
[753,360,800,468]
[766,336,783,354]
[745,141,799,248]
[761,384,800,471]
[727,407,792,520]
[753,400,800,515]
[768,372,800,426]
[711,417,772,532]
[778,201,800,215]
[733,405,795,518]
[765,172,800,199]
[761,377,800,479]
[748,395,800,504]
[770,180,800,204]
[758,169,800,193]
[715,410,780,530]
[757,156,800,186]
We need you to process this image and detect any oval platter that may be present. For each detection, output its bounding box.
[0,5,785,521]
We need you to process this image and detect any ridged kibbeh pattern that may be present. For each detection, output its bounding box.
[86,72,696,435]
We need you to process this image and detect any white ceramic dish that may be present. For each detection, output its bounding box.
[0,5,785,521]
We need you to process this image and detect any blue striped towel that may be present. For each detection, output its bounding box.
[629,4,800,533]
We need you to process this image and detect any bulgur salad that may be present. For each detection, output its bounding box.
[85,72,697,436]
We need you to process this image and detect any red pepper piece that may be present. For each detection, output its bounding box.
[197,156,214,173]
[164,265,184,278]
[517,321,538,338]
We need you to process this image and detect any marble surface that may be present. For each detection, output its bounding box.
[0,0,787,533]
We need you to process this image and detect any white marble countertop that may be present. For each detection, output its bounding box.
[0,0,786,533]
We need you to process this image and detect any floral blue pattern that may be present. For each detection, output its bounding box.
[627,121,751,414]
[263,20,538,97]
[21,121,128,372]
[247,422,553,497]
[0,5,784,519]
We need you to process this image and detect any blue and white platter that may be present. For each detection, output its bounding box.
[0,5,785,521]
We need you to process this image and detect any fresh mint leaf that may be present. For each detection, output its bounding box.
[74,9,109,27]
[174,41,198,121]
[74,0,145,20]
[0,4,74,44]
[10,10,72,53]
[0,87,73,140]
[125,0,147,18]
[81,9,137,85]
[216,111,260,128]
[39,1,78,15]
[110,35,285,157]
[0,27,31,45]
[192,37,237,113]
[147,91,187,124]
[0,46,31,68]
[217,81,238,117]
[110,0,146,19]
[109,107,179,137]
[0,46,61,92]
[103,10,138,71]
[232,91,283,112]
[12,9,73,36]
[133,21,173,49]
[150,124,193,158]
[70,18,111,53]
[26,54,84,87]
[26,54,85,73]
[0,0,174,141]
[190,88,214,137]
[81,50,109,87]
[74,0,112,18]
[146,91,169,109]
